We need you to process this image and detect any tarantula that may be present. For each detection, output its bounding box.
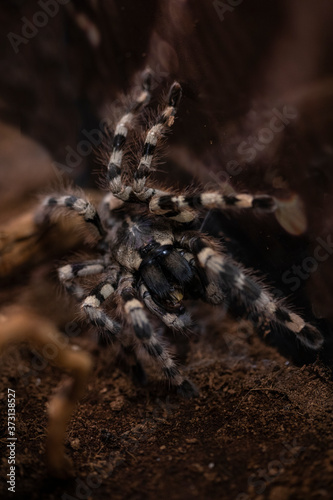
[0,70,324,476]
[39,70,323,390]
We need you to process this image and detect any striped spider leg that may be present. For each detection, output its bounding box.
[108,68,153,198]
[118,272,197,397]
[106,78,182,203]
[149,191,277,224]
[59,259,146,382]
[35,194,106,238]
[175,231,323,350]
[148,190,307,235]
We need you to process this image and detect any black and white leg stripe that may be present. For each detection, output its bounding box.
[149,192,277,222]
[120,282,153,340]
[108,69,152,196]
[138,326,196,398]
[178,232,324,350]
[58,259,106,282]
[120,285,184,385]
[40,195,106,237]
[82,279,120,337]
[118,273,157,340]
[118,279,196,396]
[133,82,182,197]
[58,259,108,300]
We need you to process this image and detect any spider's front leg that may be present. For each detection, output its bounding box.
[117,273,198,398]
[81,275,122,339]
[176,231,324,350]
[61,260,147,383]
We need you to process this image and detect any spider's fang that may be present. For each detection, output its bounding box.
[170,289,184,303]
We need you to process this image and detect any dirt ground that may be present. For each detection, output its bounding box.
[1,298,333,500]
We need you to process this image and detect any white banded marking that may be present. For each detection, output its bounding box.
[83,295,100,308]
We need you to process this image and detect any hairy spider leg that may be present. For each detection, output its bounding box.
[117,275,197,397]
[37,195,106,237]
[149,191,308,235]
[58,259,108,299]
[81,277,121,339]
[108,69,152,197]
[179,250,226,305]
[149,191,278,223]
[177,232,324,350]
[132,81,182,200]
[58,261,146,378]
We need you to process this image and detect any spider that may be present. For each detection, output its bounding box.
[38,68,324,389]
[0,69,324,477]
